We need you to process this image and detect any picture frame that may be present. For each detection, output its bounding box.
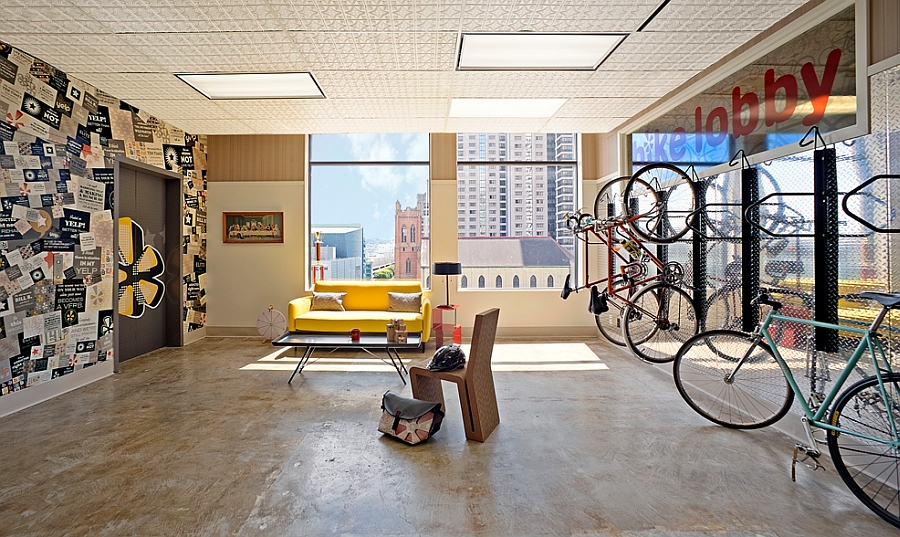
[223,212,284,244]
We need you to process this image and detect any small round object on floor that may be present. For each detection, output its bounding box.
[257,305,287,341]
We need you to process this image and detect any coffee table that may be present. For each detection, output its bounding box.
[272,332,422,384]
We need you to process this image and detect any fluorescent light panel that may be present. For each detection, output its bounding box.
[458,33,626,70]
[449,98,567,118]
[177,72,325,100]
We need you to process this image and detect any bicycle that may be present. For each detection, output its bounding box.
[673,291,900,528]
[562,206,697,363]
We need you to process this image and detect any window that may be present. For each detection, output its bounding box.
[513,275,520,288]
[309,133,429,285]
[478,275,485,288]
[456,133,577,290]
[530,275,537,287]
[461,275,467,288]
[496,275,502,288]
[547,275,554,287]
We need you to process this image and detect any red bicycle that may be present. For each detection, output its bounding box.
[561,169,698,363]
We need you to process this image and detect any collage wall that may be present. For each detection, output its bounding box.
[0,41,207,398]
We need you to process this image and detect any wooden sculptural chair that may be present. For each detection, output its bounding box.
[409,308,500,442]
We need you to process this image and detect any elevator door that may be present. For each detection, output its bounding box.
[117,167,168,362]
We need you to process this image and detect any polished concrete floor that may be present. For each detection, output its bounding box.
[0,336,897,537]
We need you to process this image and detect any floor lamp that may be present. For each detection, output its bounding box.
[432,262,462,307]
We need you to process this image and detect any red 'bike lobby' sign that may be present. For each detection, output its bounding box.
[632,5,858,169]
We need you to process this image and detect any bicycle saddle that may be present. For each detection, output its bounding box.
[860,291,900,309]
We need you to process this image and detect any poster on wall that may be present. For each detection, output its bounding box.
[0,38,209,400]
[630,3,863,173]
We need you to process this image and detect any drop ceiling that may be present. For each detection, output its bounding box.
[0,0,810,135]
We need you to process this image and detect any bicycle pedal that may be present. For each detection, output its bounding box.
[791,445,824,481]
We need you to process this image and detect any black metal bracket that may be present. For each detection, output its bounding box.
[684,204,742,240]
[729,149,751,169]
[799,125,827,150]
[744,193,816,238]
[842,174,900,234]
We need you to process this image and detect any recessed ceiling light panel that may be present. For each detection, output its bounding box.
[449,99,568,118]
[176,72,325,100]
[458,33,626,71]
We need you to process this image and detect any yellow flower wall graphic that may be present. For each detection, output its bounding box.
[118,217,166,318]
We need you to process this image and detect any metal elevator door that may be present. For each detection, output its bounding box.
[117,168,167,362]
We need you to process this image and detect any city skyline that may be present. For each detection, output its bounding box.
[310,133,429,241]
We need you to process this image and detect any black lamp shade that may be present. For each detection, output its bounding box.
[433,262,462,276]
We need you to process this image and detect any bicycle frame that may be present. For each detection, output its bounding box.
[734,310,900,446]
[577,217,667,298]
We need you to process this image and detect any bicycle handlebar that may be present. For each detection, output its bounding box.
[752,291,783,311]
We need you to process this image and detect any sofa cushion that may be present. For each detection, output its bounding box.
[388,292,422,312]
[294,310,424,334]
[314,280,423,311]
[310,292,346,311]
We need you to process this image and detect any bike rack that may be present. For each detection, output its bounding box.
[744,193,816,238]
[841,174,900,234]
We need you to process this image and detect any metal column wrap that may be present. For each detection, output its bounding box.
[741,167,760,332]
[814,147,839,352]
[693,181,707,330]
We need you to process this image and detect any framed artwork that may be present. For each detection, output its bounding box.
[223,212,284,243]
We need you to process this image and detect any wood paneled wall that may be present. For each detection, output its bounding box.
[207,135,305,182]
[430,133,457,181]
[870,0,900,65]
[582,133,620,181]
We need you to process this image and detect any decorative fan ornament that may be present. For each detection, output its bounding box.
[118,217,166,318]
[257,305,287,341]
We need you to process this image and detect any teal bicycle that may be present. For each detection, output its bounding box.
[673,291,900,528]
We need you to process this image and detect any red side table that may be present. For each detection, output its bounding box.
[433,304,462,347]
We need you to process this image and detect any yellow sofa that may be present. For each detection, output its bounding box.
[288,280,432,342]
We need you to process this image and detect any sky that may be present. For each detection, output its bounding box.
[310,134,429,241]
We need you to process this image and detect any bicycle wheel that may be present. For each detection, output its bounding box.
[673,330,794,429]
[594,175,657,224]
[704,285,742,331]
[623,282,698,363]
[594,176,631,220]
[827,373,900,529]
[624,163,695,243]
[703,167,783,239]
[595,307,626,346]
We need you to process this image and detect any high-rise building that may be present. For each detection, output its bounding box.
[550,133,576,255]
[456,133,575,255]
[311,225,366,280]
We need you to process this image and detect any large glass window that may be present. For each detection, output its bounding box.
[309,134,429,285]
[456,133,577,289]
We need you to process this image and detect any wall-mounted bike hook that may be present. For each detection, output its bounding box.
[728,149,750,169]
[799,125,827,150]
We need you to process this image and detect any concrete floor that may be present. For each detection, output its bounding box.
[0,336,897,537]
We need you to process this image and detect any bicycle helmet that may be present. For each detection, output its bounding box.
[427,345,467,372]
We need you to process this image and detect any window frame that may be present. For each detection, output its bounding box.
[307,134,431,289]
[454,133,581,292]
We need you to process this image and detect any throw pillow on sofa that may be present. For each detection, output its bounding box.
[388,292,422,312]
[310,292,347,311]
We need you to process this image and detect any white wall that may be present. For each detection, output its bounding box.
[206,182,307,333]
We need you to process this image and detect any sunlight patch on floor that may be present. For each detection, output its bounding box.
[240,342,608,373]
